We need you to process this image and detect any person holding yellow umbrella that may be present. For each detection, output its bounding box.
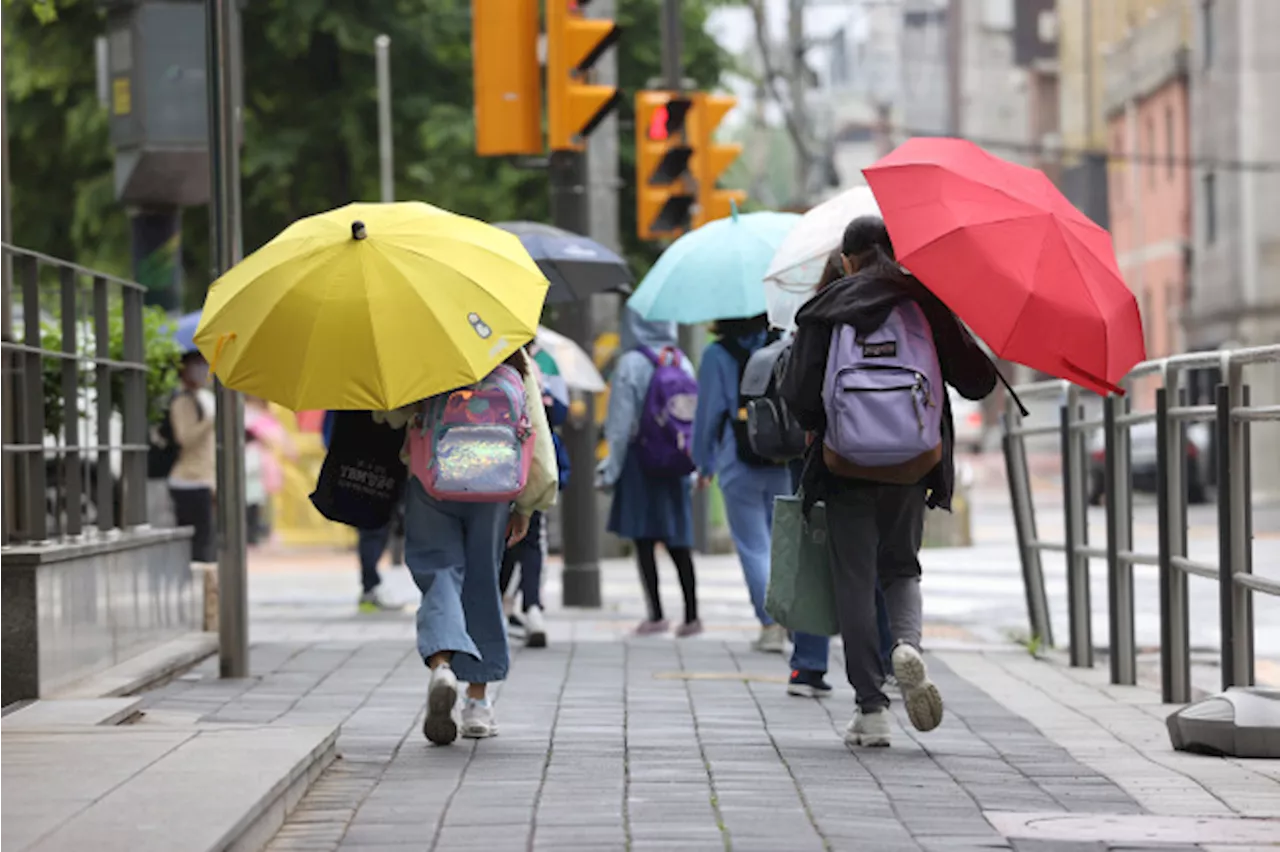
[195,201,559,745]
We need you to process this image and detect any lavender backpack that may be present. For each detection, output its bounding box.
[634,346,698,477]
[821,301,944,484]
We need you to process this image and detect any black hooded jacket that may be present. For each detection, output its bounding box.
[778,265,998,511]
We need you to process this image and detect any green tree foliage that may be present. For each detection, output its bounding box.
[5,0,730,303]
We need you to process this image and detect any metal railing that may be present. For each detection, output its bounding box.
[1003,345,1280,704]
[1,244,150,546]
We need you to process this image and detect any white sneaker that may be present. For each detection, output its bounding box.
[844,708,892,747]
[523,605,548,648]
[753,624,788,654]
[461,697,497,739]
[422,664,459,745]
[891,642,944,732]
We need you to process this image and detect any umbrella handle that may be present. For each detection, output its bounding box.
[209,332,237,377]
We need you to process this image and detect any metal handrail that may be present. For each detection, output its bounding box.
[1002,344,1280,703]
[1,247,151,545]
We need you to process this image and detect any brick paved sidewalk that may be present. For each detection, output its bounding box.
[138,596,1279,852]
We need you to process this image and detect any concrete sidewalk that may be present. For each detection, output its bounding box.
[121,552,1279,852]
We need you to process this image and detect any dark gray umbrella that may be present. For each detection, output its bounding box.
[495,221,633,303]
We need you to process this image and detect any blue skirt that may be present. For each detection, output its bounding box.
[607,449,693,547]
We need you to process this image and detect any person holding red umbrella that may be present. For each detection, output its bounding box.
[779,217,998,748]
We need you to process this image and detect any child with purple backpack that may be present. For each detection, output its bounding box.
[779,217,997,748]
[597,307,701,637]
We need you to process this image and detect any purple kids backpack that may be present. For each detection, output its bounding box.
[634,346,698,477]
[821,301,944,484]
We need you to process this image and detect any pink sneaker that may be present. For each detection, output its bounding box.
[634,619,670,636]
[675,619,704,638]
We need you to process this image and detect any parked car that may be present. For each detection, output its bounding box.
[1088,420,1210,505]
[949,388,989,454]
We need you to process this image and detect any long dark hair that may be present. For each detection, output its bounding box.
[712,313,768,339]
[817,249,844,293]
[504,348,530,379]
[840,215,907,284]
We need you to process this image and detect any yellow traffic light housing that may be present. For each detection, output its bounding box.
[547,0,621,152]
[689,93,746,228]
[636,91,695,241]
[472,0,542,156]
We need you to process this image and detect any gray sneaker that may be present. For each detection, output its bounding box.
[753,624,787,654]
[891,643,944,732]
[423,664,459,745]
[844,708,892,747]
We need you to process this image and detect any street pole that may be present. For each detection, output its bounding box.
[207,0,248,679]
[551,150,601,607]
[660,0,710,552]
[375,34,393,203]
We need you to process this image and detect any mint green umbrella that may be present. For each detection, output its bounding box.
[627,206,800,324]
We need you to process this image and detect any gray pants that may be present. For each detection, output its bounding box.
[825,484,926,711]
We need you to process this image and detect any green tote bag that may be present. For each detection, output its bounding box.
[765,495,840,636]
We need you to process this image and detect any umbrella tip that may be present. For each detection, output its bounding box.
[730,198,740,222]
[352,221,367,240]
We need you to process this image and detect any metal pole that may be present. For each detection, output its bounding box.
[375,34,393,204]
[550,150,601,607]
[1215,382,1234,690]
[1228,368,1252,686]
[1002,410,1052,647]
[1104,396,1134,685]
[2,85,14,545]
[1156,386,1189,703]
[1061,394,1091,667]
[207,0,248,678]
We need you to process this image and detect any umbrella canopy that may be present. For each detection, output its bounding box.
[627,208,800,324]
[171,311,202,354]
[534,325,605,393]
[195,201,549,411]
[495,221,632,303]
[763,186,881,330]
[863,138,1145,395]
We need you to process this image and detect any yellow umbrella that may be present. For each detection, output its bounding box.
[194,201,549,411]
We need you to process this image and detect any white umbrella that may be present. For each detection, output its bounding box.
[762,185,882,331]
[534,325,606,393]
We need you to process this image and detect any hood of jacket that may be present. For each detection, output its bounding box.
[793,266,933,335]
[620,306,678,352]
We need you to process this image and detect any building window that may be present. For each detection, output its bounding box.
[1165,105,1176,181]
[1203,172,1217,244]
[1147,115,1157,188]
[1201,1,1214,69]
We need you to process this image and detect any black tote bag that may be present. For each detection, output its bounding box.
[309,411,408,530]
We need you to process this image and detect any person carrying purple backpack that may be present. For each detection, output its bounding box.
[779,217,997,748]
[597,307,701,637]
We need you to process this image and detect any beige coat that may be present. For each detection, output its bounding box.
[168,389,216,489]
[380,350,558,517]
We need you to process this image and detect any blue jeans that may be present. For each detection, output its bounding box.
[721,465,792,626]
[403,479,510,684]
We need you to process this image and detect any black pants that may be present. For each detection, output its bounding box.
[825,484,926,711]
[499,510,544,611]
[171,487,215,563]
[635,538,698,624]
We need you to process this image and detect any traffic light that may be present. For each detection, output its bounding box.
[635,91,695,241]
[472,0,542,156]
[547,0,621,152]
[689,93,746,228]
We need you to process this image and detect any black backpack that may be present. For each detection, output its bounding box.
[740,336,807,463]
[148,390,200,479]
[718,333,786,468]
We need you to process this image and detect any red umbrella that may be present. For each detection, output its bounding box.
[862,137,1145,396]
